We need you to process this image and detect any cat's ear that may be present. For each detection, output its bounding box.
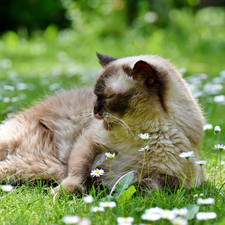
[131,60,155,85]
[96,52,116,67]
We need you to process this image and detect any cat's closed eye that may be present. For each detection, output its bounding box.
[106,93,116,99]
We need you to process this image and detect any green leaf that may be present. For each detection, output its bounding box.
[184,204,199,220]
[113,172,134,198]
[118,185,136,203]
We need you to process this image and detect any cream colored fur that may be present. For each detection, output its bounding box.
[0,54,205,193]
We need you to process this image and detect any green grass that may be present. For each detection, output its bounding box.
[0,7,225,225]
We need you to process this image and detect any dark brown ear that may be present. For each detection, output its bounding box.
[96,52,116,67]
[132,60,155,85]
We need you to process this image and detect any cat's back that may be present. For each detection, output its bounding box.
[0,87,94,144]
[28,87,94,120]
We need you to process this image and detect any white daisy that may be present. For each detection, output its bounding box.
[214,144,224,150]
[197,198,215,205]
[116,223,132,225]
[99,201,116,208]
[214,126,221,134]
[195,161,207,166]
[91,206,104,212]
[105,152,115,159]
[117,217,134,224]
[179,151,194,160]
[83,195,93,204]
[145,207,163,215]
[141,213,161,221]
[170,217,188,225]
[78,218,91,225]
[1,185,13,192]
[172,208,188,216]
[160,209,176,220]
[139,145,150,152]
[90,168,104,177]
[203,124,213,130]
[196,212,217,220]
[62,215,80,224]
[138,133,150,141]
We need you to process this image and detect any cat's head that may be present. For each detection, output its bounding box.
[93,53,167,130]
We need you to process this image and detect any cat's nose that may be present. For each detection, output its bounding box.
[94,101,104,118]
[94,102,100,115]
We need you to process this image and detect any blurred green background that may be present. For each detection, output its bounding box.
[0,0,225,125]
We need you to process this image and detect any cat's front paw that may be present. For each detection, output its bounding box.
[51,176,86,195]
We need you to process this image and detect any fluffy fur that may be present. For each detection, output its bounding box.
[0,53,205,193]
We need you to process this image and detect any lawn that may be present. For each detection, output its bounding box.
[0,7,224,225]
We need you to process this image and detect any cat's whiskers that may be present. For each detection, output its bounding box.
[70,109,93,118]
[103,118,112,132]
[104,113,136,139]
[62,109,93,138]
[72,117,92,138]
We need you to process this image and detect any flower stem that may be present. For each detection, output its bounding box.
[219,150,222,181]
[146,153,150,188]
[109,159,113,181]
[201,166,204,196]
[214,135,219,186]
[189,160,197,194]
[139,146,146,185]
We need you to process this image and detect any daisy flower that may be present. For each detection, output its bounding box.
[214,126,221,134]
[83,195,93,204]
[105,152,115,159]
[99,201,116,208]
[179,151,194,160]
[160,209,176,220]
[1,185,13,192]
[203,124,213,131]
[139,145,150,152]
[62,215,80,224]
[145,207,163,215]
[197,198,215,205]
[170,217,188,225]
[91,206,104,212]
[172,208,188,216]
[90,168,104,177]
[138,133,150,141]
[214,144,224,151]
[78,218,91,225]
[195,161,207,166]
[141,213,161,221]
[117,217,134,224]
[196,212,217,220]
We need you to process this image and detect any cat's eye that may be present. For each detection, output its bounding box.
[106,94,116,99]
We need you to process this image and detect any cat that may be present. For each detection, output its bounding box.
[0,53,205,194]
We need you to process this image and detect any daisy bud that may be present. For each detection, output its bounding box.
[214,126,221,134]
